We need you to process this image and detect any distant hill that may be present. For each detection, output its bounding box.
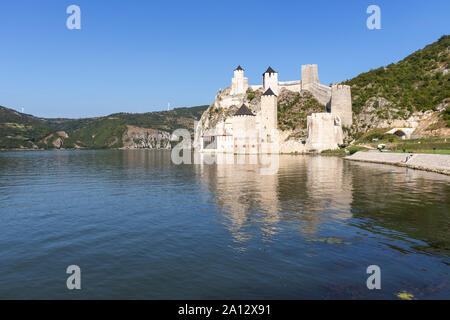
[0,105,208,150]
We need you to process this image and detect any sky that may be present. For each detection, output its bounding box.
[0,0,448,118]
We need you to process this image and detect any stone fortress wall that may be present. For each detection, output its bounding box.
[279,80,301,93]
[249,64,352,127]
[307,113,344,151]
[195,64,353,153]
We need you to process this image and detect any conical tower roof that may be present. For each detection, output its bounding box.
[234,104,255,116]
[263,66,277,75]
[262,88,277,97]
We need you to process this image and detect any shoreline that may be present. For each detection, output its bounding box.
[345,151,450,176]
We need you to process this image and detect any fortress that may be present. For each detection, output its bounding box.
[195,64,352,153]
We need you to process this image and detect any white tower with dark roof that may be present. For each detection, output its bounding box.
[261,88,278,132]
[231,65,248,95]
[260,88,279,154]
[263,66,279,95]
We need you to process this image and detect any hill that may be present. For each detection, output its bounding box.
[0,105,208,150]
[342,35,450,138]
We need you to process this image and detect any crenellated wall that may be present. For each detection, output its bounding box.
[279,80,301,93]
[303,82,332,106]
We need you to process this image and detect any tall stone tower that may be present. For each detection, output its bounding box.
[261,88,278,131]
[263,66,279,95]
[307,113,344,151]
[231,65,248,95]
[301,64,319,90]
[330,84,352,127]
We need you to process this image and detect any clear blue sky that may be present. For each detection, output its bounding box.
[0,0,448,118]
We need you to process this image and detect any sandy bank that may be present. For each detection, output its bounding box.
[345,151,450,176]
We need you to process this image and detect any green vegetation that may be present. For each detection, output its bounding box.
[321,146,369,155]
[278,91,325,132]
[356,127,402,144]
[0,106,55,149]
[321,149,346,155]
[392,138,450,154]
[246,88,256,101]
[444,106,450,127]
[344,35,450,115]
[62,118,128,149]
[0,105,208,150]
[354,128,450,154]
[347,146,369,154]
[393,149,450,154]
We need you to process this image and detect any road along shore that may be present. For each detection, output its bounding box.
[345,151,450,176]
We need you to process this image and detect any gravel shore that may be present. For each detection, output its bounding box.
[345,151,450,175]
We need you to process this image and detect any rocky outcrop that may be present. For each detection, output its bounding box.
[279,130,307,153]
[353,97,449,138]
[121,125,171,149]
[43,131,69,149]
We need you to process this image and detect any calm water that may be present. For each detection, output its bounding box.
[0,150,449,299]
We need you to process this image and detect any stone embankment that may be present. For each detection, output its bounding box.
[345,151,450,175]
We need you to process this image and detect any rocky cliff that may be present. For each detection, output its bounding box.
[122,125,171,149]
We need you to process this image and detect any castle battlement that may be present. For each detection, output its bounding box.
[331,84,351,92]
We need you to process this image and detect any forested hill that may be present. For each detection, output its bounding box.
[343,35,448,121]
[0,105,208,149]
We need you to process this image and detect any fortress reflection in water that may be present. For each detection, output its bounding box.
[195,154,354,245]
[193,152,450,255]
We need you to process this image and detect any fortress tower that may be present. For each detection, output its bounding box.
[260,88,279,154]
[261,88,278,131]
[263,67,279,95]
[232,104,258,154]
[330,84,352,127]
[301,64,319,90]
[307,113,344,151]
[230,65,248,95]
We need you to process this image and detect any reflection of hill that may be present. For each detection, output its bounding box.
[348,162,450,257]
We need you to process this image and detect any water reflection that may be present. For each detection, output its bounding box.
[0,150,448,299]
[196,153,450,258]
